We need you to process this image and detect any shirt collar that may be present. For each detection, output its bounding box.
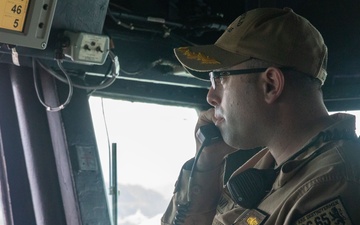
[223,113,358,184]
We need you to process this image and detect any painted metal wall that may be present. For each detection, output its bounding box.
[0,62,111,225]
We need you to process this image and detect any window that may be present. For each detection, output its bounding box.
[89,96,360,225]
[89,97,198,225]
[0,199,4,225]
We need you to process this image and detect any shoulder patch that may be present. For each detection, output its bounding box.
[295,197,352,225]
[234,209,268,225]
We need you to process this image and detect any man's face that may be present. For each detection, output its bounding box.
[206,63,265,149]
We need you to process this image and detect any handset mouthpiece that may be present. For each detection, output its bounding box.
[196,123,222,146]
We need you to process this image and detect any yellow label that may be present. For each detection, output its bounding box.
[0,0,30,32]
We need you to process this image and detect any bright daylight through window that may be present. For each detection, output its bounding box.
[0,195,4,224]
[89,96,360,225]
[89,97,198,225]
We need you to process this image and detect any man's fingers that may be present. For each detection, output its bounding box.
[197,108,216,128]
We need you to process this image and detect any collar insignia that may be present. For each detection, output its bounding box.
[234,209,268,225]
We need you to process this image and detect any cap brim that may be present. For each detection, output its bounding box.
[174,44,251,80]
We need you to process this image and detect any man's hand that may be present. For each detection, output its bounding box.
[194,108,237,171]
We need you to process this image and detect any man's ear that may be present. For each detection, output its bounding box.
[260,67,285,104]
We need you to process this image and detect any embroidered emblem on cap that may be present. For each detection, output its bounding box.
[226,13,247,33]
[295,197,353,225]
[237,13,247,27]
[233,209,268,225]
[177,47,220,64]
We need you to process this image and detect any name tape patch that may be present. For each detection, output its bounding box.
[296,198,352,225]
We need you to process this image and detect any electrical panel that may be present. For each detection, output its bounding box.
[62,31,110,65]
[0,0,58,49]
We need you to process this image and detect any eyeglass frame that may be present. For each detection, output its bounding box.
[208,67,292,89]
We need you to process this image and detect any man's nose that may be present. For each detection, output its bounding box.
[206,87,220,107]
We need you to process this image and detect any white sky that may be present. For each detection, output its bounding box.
[89,97,198,200]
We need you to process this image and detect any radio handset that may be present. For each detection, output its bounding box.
[196,123,222,146]
[173,123,223,225]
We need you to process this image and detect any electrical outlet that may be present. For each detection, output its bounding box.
[63,31,110,65]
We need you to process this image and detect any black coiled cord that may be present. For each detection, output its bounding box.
[173,202,190,225]
[173,124,221,225]
[172,144,207,225]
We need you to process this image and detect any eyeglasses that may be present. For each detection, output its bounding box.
[209,67,292,89]
[209,68,268,89]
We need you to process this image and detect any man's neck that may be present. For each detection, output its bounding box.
[268,114,335,166]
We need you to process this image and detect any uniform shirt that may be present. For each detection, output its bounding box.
[161,113,360,225]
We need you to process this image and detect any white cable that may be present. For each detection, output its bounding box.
[32,58,74,112]
[36,51,120,91]
[32,51,119,111]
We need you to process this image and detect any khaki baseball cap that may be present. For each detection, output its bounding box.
[174,7,328,85]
